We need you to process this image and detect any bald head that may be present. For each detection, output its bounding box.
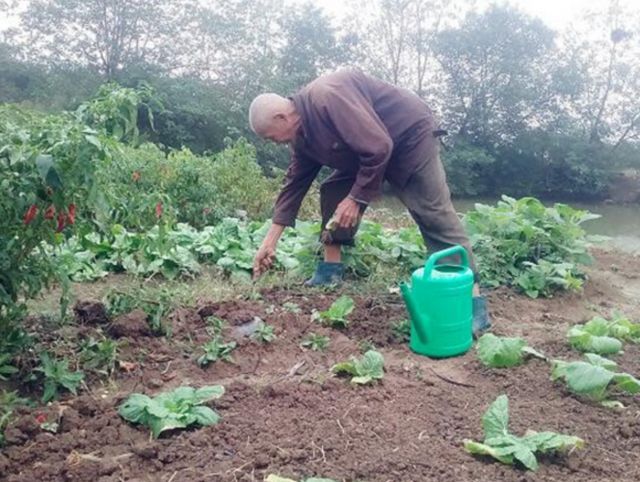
[248,93,300,143]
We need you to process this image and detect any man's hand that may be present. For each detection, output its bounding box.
[333,197,361,229]
[253,241,276,279]
[252,223,286,280]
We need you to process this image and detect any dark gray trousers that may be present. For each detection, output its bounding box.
[319,143,478,278]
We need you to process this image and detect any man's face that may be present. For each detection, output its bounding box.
[261,114,295,144]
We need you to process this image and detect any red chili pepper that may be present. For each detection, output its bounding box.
[35,413,47,424]
[44,205,56,220]
[67,203,76,225]
[56,211,66,232]
[155,202,163,219]
[23,204,38,225]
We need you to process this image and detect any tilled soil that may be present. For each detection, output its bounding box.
[2,248,640,482]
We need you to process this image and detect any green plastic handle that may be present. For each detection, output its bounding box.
[424,245,468,278]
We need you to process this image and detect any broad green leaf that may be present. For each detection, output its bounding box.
[353,350,384,380]
[191,405,220,426]
[352,375,373,385]
[476,334,526,367]
[330,295,354,317]
[149,415,188,438]
[482,394,509,439]
[582,317,609,336]
[612,373,640,394]
[194,385,225,403]
[583,353,617,370]
[331,361,358,376]
[561,362,614,400]
[265,476,297,482]
[320,296,355,326]
[568,326,622,355]
[42,381,57,403]
[522,431,585,453]
[587,336,623,354]
[145,398,171,419]
[512,445,538,471]
[463,440,515,465]
[170,386,196,402]
[118,393,153,422]
[60,371,84,393]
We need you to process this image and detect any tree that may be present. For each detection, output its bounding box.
[278,2,356,90]
[18,0,200,79]
[562,1,640,149]
[432,5,558,144]
[343,0,458,97]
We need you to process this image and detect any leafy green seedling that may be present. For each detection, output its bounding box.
[197,338,237,367]
[252,322,276,343]
[300,333,330,351]
[316,295,354,328]
[391,319,411,342]
[36,353,84,403]
[205,316,227,334]
[515,260,583,298]
[105,290,173,336]
[0,354,18,381]
[118,385,224,438]
[568,314,640,355]
[0,391,30,445]
[551,353,640,406]
[567,323,622,355]
[476,333,546,368]
[604,313,640,342]
[332,350,384,385]
[463,395,584,471]
[79,337,119,374]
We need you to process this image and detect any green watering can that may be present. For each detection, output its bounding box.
[400,245,473,358]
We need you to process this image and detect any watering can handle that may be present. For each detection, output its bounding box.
[424,245,469,278]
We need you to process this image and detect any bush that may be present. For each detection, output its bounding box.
[0,103,113,372]
[95,138,281,230]
[442,140,496,197]
[464,196,599,294]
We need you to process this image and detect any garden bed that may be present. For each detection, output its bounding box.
[2,248,640,482]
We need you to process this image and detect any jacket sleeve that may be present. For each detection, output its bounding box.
[272,149,321,227]
[318,89,393,204]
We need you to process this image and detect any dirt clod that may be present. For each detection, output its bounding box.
[74,300,109,325]
[108,309,151,338]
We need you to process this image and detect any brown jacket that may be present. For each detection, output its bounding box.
[273,68,438,227]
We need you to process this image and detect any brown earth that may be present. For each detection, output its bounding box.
[2,248,640,482]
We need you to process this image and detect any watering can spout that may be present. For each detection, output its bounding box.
[400,282,429,343]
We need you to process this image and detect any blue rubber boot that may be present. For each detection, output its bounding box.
[304,261,345,287]
[472,296,491,338]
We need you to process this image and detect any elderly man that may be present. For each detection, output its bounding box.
[249,68,489,334]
